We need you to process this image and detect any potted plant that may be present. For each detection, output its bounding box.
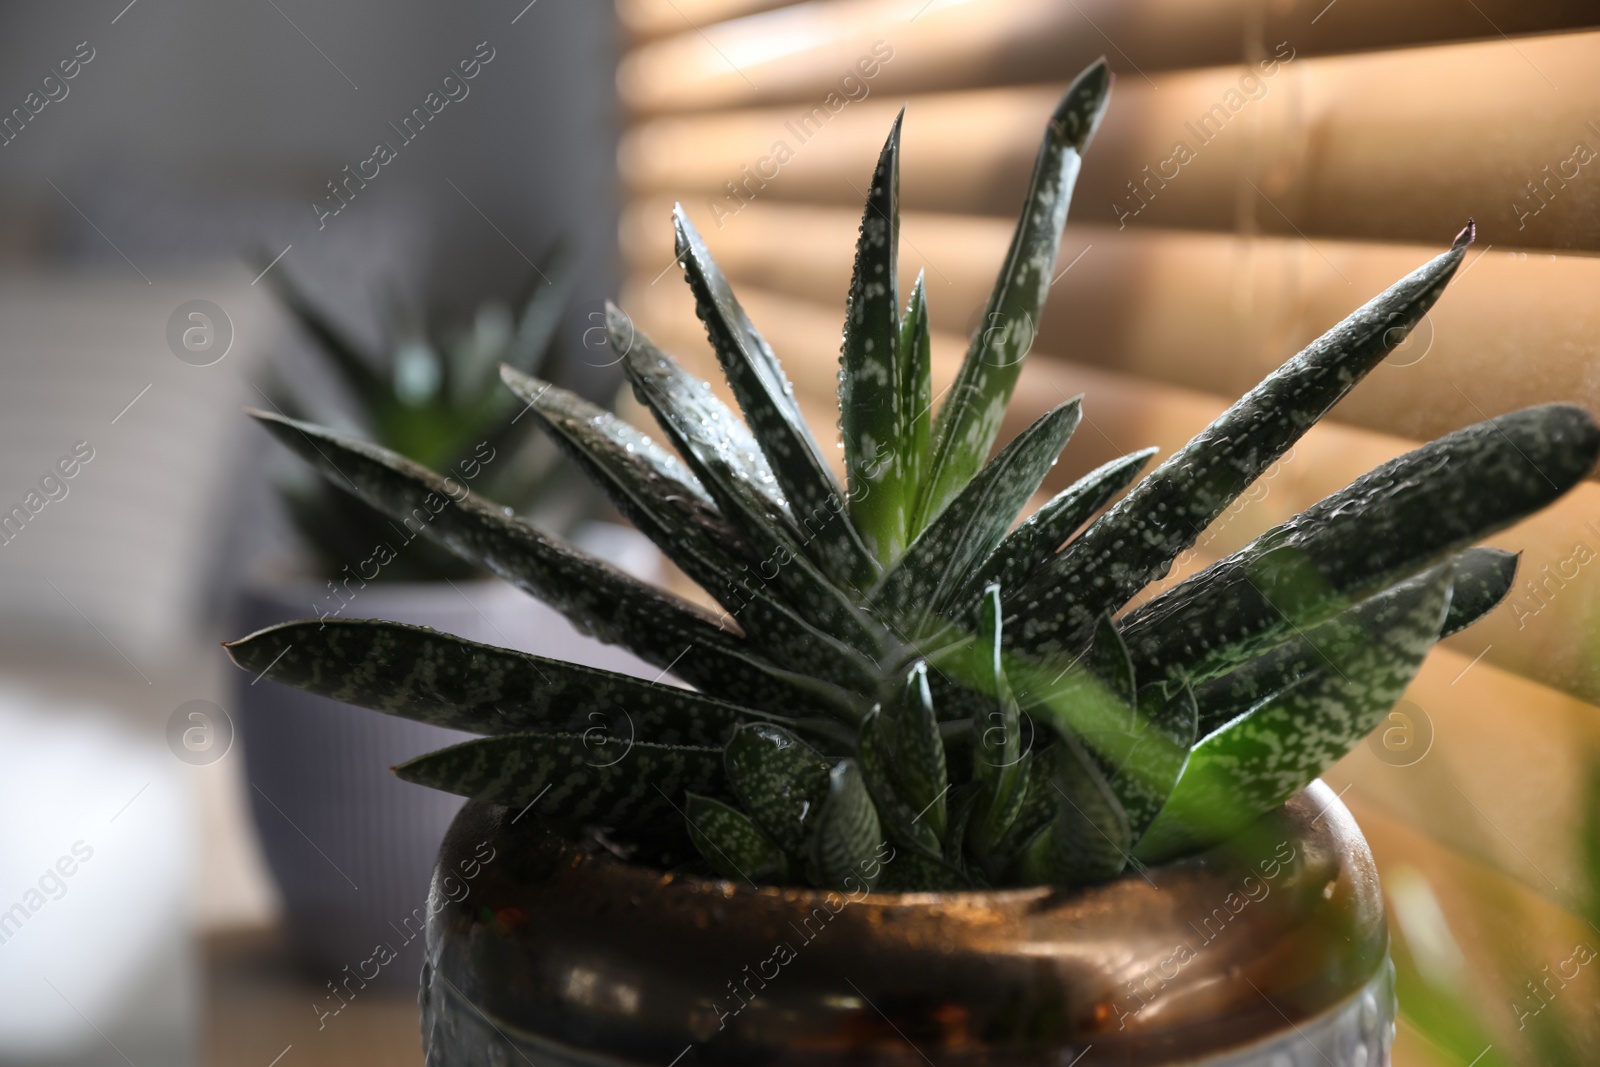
[226,60,1598,1063]
[235,253,657,982]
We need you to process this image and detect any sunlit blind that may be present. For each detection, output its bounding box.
[615,3,1600,1055]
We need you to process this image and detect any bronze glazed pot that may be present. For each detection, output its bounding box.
[420,780,1393,1066]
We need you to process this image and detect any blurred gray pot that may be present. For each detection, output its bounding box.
[235,523,660,985]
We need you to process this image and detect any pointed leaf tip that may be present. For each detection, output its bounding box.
[1454,220,1475,249]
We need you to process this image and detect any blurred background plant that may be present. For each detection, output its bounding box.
[257,245,612,581]
[1385,755,1600,1065]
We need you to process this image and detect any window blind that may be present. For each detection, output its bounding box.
[616,5,1600,1057]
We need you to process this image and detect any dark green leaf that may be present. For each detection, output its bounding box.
[1135,566,1451,862]
[1120,404,1600,685]
[898,272,932,540]
[224,618,763,746]
[874,662,950,839]
[878,399,1082,629]
[969,587,1028,856]
[606,302,784,510]
[246,409,854,718]
[672,207,878,588]
[1018,732,1129,886]
[859,710,941,856]
[1009,225,1476,658]
[1442,546,1518,638]
[1102,683,1196,837]
[807,759,887,890]
[840,110,906,563]
[615,316,890,671]
[875,845,973,891]
[394,734,726,829]
[500,367,880,689]
[917,60,1111,528]
[724,723,833,854]
[1191,548,1518,738]
[685,793,788,883]
[957,447,1156,609]
[1087,613,1136,711]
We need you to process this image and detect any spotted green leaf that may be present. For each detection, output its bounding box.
[957,447,1156,609]
[1120,405,1600,686]
[1018,731,1129,886]
[225,618,763,746]
[724,723,833,854]
[1135,566,1451,862]
[840,110,906,563]
[873,662,949,840]
[1102,683,1197,837]
[859,709,940,857]
[878,398,1082,629]
[685,793,788,883]
[1192,547,1518,738]
[616,317,889,674]
[1010,225,1475,659]
[246,409,841,717]
[917,59,1110,528]
[673,207,878,588]
[968,587,1029,859]
[898,272,932,540]
[500,367,879,688]
[395,734,727,829]
[808,759,887,890]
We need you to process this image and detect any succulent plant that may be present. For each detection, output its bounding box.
[257,247,604,581]
[227,60,1599,891]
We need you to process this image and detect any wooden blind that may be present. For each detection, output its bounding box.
[617,5,1600,1059]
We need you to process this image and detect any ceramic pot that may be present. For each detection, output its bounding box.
[419,780,1393,1066]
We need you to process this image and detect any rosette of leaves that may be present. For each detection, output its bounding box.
[257,247,603,580]
[227,60,1599,891]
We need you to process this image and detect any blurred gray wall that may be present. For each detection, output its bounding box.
[0,0,620,390]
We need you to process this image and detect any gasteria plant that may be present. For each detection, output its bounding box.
[227,60,1599,891]
[257,248,603,581]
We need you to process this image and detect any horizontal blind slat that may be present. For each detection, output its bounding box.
[620,0,1600,113]
[622,31,1600,251]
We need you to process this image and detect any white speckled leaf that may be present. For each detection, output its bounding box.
[724,723,833,855]
[615,318,890,674]
[808,759,887,890]
[225,618,763,746]
[840,111,906,563]
[1120,405,1600,685]
[685,793,788,882]
[1010,227,1476,659]
[1020,731,1129,886]
[1135,567,1451,862]
[1191,547,1518,738]
[672,207,879,588]
[878,399,1082,629]
[917,60,1110,529]
[246,409,833,717]
[395,734,727,829]
[898,273,933,540]
[501,367,880,687]
[957,447,1156,609]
